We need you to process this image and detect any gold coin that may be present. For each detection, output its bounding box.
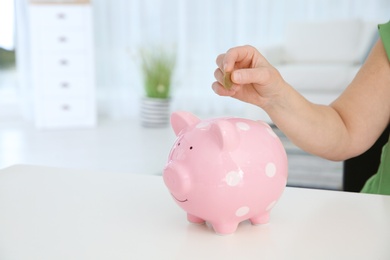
[223,72,233,90]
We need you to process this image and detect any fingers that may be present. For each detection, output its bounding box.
[215,54,225,72]
[223,46,251,72]
[232,67,272,86]
[223,45,263,72]
[213,68,238,95]
[215,63,272,87]
[215,45,256,72]
[213,45,273,98]
[211,81,237,97]
[214,67,224,85]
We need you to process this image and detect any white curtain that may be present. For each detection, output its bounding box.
[93,0,389,119]
[0,0,15,50]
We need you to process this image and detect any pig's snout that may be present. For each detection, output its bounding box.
[163,164,191,195]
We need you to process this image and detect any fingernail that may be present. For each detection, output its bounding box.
[223,62,228,72]
[233,71,241,83]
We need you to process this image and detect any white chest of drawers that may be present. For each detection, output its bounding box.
[28,2,96,129]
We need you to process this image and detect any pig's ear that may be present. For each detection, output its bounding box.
[211,120,240,151]
[171,111,201,136]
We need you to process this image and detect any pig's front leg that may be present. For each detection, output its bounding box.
[211,221,239,235]
[187,213,205,224]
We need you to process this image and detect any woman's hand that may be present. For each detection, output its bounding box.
[212,45,285,109]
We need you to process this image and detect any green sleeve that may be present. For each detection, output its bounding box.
[378,21,390,61]
[360,21,390,195]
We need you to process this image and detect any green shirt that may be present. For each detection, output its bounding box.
[361,20,390,195]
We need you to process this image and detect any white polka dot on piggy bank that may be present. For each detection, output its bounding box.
[163,111,288,235]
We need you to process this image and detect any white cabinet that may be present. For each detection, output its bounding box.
[28,2,96,129]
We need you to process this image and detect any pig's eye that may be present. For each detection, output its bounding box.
[177,142,180,146]
[189,146,193,150]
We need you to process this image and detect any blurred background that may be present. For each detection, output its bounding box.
[0,0,389,190]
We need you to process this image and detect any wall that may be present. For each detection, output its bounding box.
[93,0,389,120]
[14,0,390,121]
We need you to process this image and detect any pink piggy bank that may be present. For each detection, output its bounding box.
[163,111,288,235]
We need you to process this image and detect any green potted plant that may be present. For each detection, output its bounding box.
[139,47,176,127]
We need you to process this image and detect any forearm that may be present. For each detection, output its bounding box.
[263,83,351,161]
[265,40,390,161]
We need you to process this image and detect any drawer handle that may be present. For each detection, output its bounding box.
[59,59,68,66]
[61,104,70,111]
[58,36,67,43]
[60,82,69,88]
[57,13,66,20]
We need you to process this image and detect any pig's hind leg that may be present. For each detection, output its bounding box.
[250,212,270,225]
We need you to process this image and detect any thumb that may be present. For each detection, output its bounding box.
[232,67,272,86]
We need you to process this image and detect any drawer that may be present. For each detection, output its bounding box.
[39,53,88,74]
[42,76,89,97]
[42,98,89,121]
[30,5,89,29]
[37,30,88,51]
[30,1,90,4]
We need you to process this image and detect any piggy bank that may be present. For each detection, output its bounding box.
[163,111,288,235]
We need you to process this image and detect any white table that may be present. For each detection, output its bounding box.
[0,165,389,260]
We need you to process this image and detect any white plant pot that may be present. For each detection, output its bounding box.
[140,97,171,128]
